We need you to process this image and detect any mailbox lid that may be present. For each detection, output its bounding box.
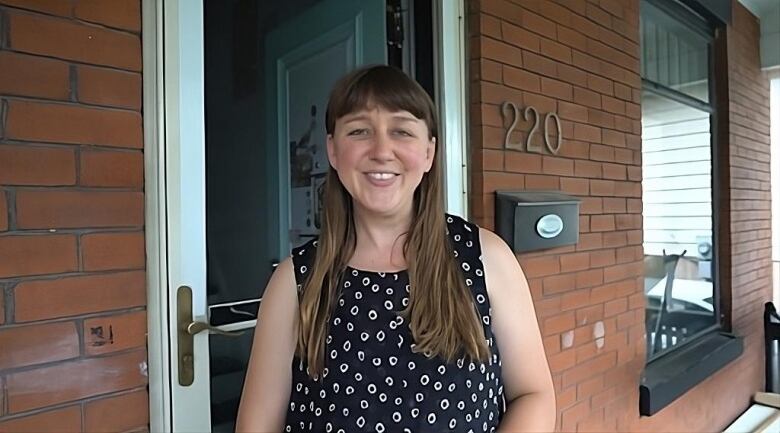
[496,190,581,206]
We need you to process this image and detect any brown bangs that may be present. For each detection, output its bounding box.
[325,65,437,139]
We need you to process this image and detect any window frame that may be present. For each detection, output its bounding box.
[639,0,743,416]
[640,0,722,363]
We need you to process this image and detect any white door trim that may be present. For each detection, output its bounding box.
[142,0,170,432]
[142,1,471,431]
[435,0,469,218]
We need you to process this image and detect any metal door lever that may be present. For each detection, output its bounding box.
[186,321,244,337]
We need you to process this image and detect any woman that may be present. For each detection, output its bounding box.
[236,65,555,432]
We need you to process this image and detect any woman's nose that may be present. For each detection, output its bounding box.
[369,131,394,161]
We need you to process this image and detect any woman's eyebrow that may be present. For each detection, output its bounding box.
[391,115,420,123]
[341,114,370,124]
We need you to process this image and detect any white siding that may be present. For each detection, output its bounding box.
[642,91,712,257]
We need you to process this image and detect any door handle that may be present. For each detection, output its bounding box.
[177,286,248,387]
[186,321,244,337]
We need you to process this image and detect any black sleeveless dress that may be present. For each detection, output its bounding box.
[284,214,505,433]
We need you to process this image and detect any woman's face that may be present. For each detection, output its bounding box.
[327,104,435,218]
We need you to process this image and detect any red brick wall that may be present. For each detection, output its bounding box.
[468,0,772,431]
[0,1,148,432]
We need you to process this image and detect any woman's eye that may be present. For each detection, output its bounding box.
[347,128,368,136]
[394,129,413,137]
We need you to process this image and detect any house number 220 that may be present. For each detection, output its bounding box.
[502,101,562,155]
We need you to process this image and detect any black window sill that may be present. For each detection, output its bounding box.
[639,332,744,416]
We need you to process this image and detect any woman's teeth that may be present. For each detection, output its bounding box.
[367,173,396,180]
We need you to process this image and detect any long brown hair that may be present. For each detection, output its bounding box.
[297,65,490,377]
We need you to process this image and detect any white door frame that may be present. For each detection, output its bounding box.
[142,0,469,431]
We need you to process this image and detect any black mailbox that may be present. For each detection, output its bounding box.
[495,191,581,253]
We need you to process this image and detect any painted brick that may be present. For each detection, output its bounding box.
[0,145,77,186]
[84,389,149,433]
[8,12,141,70]
[5,100,142,148]
[16,190,144,229]
[6,350,147,413]
[0,406,82,433]
[0,51,70,100]
[77,66,142,110]
[14,271,146,322]
[74,0,141,32]
[0,322,80,370]
[79,150,144,188]
[81,231,146,271]
[0,235,78,278]
[83,310,147,356]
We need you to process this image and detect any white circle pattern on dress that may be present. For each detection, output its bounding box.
[284,214,503,432]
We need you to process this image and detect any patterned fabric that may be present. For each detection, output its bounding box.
[284,214,505,433]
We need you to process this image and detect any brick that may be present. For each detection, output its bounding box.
[83,310,147,356]
[520,255,560,278]
[78,66,142,110]
[561,253,590,272]
[478,14,501,39]
[84,390,149,433]
[590,179,616,196]
[482,171,524,192]
[544,273,577,295]
[0,0,72,16]
[574,160,602,178]
[579,198,603,215]
[590,144,615,162]
[591,250,617,268]
[0,293,4,325]
[544,311,576,335]
[603,197,627,213]
[562,352,617,388]
[587,73,613,96]
[0,190,7,231]
[501,21,540,52]
[560,289,591,310]
[588,108,615,129]
[525,174,560,190]
[605,298,629,318]
[561,400,591,431]
[0,406,82,433]
[0,145,76,185]
[0,322,80,370]
[602,162,627,180]
[602,95,626,115]
[524,92,557,114]
[548,348,576,372]
[577,268,604,289]
[523,10,557,39]
[505,152,542,173]
[0,51,70,100]
[614,82,632,101]
[560,177,589,195]
[480,149,504,171]
[541,76,573,100]
[557,26,587,52]
[5,100,142,148]
[74,0,141,31]
[591,215,616,232]
[573,86,601,108]
[479,38,524,68]
[81,231,145,271]
[6,350,147,413]
[14,271,146,322]
[540,38,572,64]
[576,305,604,326]
[558,101,588,123]
[80,150,144,188]
[557,63,588,87]
[0,235,78,278]
[542,156,573,176]
[8,12,141,71]
[502,65,540,92]
[522,51,557,77]
[17,190,144,229]
[574,123,601,143]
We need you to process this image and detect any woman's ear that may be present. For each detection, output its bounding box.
[326,134,338,170]
[424,137,436,173]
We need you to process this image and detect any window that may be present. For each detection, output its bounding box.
[640,0,718,361]
[638,0,743,417]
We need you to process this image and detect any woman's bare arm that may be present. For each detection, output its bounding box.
[480,228,557,432]
[235,257,299,432]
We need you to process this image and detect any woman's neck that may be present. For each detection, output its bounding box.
[349,206,413,271]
